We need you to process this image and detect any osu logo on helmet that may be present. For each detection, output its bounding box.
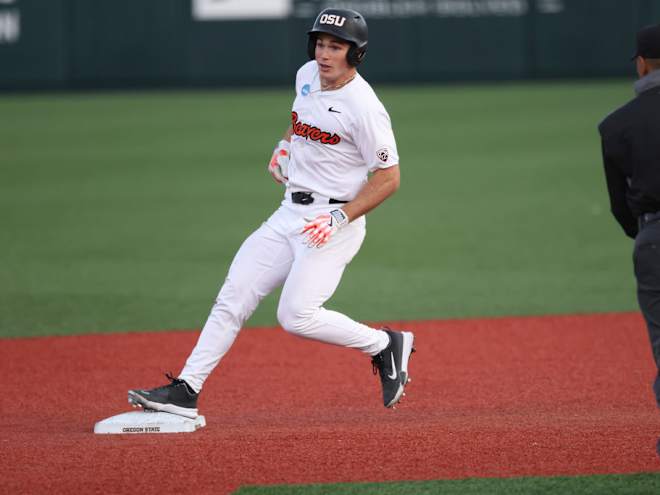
[319,14,346,27]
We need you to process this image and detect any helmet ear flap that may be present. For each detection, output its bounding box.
[307,35,317,60]
[347,45,366,66]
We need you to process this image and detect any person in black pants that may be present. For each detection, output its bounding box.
[599,24,660,415]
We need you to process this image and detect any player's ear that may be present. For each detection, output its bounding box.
[637,56,648,78]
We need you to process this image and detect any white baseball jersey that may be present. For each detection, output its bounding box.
[286,60,399,201]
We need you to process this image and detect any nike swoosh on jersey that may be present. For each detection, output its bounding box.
[328,107,341,113]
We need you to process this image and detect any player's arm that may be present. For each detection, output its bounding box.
[268,125,293,184]
[343,165,399,221]
[343,104,400,221]
[282,125,293,142]
[601,140,637,238]
[302,102,400,247]
[302,165,400,248]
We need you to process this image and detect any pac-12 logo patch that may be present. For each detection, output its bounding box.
[377,148,389,162]
[301,84,311,96]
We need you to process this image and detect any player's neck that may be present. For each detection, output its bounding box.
[320,69,357,92]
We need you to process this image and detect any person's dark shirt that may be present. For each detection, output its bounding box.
[598,74,660,238]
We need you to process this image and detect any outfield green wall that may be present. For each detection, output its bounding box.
[0,0,656,89]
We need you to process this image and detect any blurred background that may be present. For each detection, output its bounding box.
[1,0,653,337]
[1,0,658,90]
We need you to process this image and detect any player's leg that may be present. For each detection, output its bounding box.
[276,220,383,351]
[276,219,414,407]
[179,222,293,392]
[634,222,660,408]
[128,221,293,417]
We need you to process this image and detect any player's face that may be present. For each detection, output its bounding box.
[314,34,354,85]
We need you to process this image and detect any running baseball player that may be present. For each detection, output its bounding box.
[128,8,415,418]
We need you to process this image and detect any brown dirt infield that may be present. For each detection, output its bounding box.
[1,312,659,494]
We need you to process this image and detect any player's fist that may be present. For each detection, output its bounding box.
[268,139,290,184]
[301,209,349,248]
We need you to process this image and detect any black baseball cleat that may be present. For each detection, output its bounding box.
[371,329,415,408]
[128,373,199,419]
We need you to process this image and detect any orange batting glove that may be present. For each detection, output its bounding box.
[268,139,290,184]
[302,209,349,248]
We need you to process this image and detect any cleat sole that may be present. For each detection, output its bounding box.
[127,390,199,419]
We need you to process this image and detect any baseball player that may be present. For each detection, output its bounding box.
[128,8,415,418]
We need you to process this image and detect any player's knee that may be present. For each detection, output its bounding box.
[276,300,314,334]
[210,279,260,330]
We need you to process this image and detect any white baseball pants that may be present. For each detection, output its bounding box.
[179,200,390,393]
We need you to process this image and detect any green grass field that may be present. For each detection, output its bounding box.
[236,473,660,495]
[1,80,656,493]
[0,80,637,337]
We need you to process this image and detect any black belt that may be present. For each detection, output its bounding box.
[291,191,348,205]
[639,211,660,230]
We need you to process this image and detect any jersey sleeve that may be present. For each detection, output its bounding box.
[354,100,399,171]
[294,65,303,96]
[294,61,316,98]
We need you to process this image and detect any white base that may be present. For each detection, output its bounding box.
[94,411,206,434]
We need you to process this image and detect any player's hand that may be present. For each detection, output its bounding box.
[301,209,349,248]
[268,139,290,184]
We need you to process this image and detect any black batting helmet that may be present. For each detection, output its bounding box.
[307,8,368,66]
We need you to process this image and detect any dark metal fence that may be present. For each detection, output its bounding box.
[1,0,657,90]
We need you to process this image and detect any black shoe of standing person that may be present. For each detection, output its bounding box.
[371,329,415,408]
[128,373,199,419]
